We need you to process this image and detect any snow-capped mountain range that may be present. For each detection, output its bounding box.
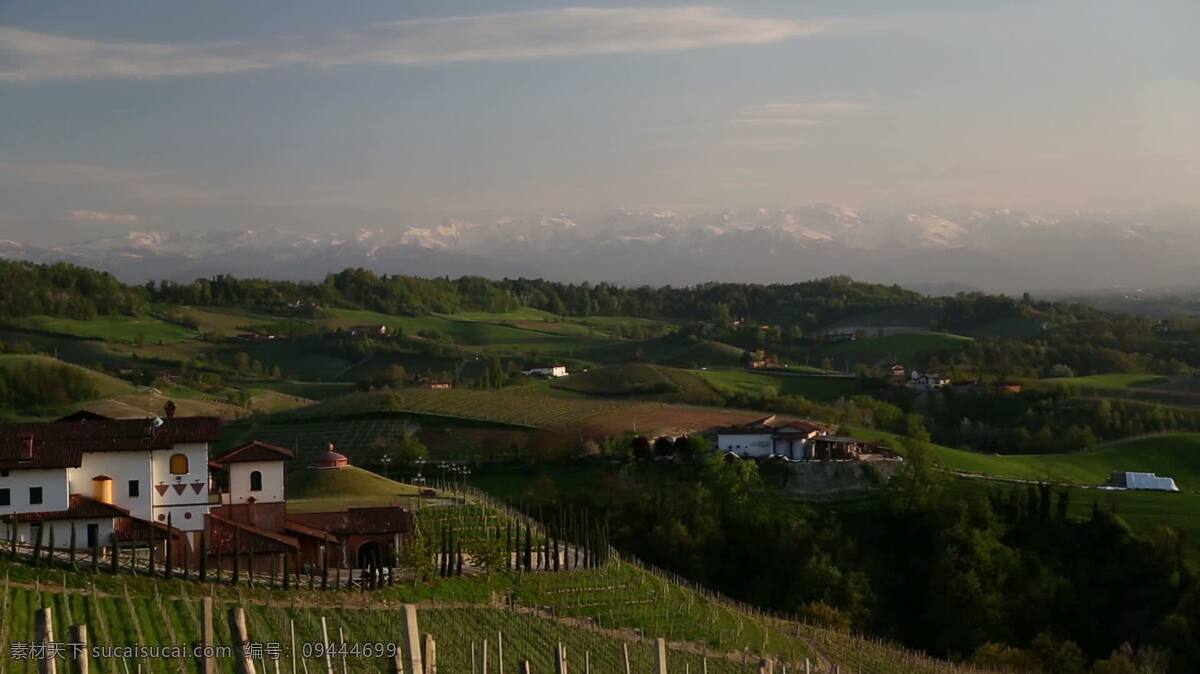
[3,206,1197,293]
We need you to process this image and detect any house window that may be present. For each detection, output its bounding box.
[169,453,189,475]
[0,488,9,506]
[128,480,140,498]
[29,487,42,505]
[249,470,263,492]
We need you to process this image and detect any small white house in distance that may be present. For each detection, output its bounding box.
[907,370,951,391]
[523,365,568,378]
[1109,471,1180,492]
[715,415,826,460]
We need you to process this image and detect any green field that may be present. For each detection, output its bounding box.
[6,314,198,344]
[695,369,864,401]
[1039,373,1170,390]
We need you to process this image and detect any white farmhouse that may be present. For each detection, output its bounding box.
[715,415,826,460]
[0,413,222,551]
[523,365,568,378]
[907,370,951,391]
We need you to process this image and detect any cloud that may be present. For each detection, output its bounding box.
[728,100,867,129]
[67,209,141,224]
[0,7,831,82]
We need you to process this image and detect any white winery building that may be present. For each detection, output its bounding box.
[0,413,222,551]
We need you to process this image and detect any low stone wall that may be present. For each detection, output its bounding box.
[769,459,903,496]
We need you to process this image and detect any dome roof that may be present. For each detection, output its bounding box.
[309,442,350,470]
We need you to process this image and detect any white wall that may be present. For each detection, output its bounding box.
[150,443,211,532]
[716,433,774,457]
[227,460,286,504]
[15,518,115,549]
[70,451,152,520]
[0,468,70,515]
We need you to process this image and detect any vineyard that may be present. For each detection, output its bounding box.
[0,572,1015,674]
[269,389,770,436]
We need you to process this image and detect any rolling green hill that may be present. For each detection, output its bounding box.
[286,465,421,512]
[0,354,134,397]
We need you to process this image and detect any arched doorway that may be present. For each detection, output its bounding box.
[356,541,382,569]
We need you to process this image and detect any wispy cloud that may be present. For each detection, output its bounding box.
[67,209,141,224]
[0,7,832,82]
[729,100,867,127]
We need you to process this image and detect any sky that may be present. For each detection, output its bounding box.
[1,0,1198,245]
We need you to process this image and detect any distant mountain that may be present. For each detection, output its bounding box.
[4,206,1196,293]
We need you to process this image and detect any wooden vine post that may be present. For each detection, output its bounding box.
[228,607,257,674]
[201,596,216,674]
[36,606,56,674]
[401,605,424,674]
[69,624,88,674]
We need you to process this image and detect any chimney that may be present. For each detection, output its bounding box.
[18,434,33,461]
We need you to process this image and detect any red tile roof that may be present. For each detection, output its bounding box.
[0,417,222,470]
[1,495,129,523]
[215,441,294,464]
[283,519,340,543]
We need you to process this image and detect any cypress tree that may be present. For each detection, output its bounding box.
[110,538,120,574]
[283,553,291,590]
[506,522,513,571]
[232,528,241,585]
[456,539,464,576]
[47,526,55,568]
[523,523,532,571]
[164,514,173,579]
[91,531,100,574]
[321,545,329,590]
[199,532,208,582]
[68,524,77,568]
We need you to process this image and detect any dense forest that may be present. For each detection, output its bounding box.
[531,451,1198,673]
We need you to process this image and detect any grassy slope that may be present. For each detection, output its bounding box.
[0,354,134,397]
[285,465,421,512]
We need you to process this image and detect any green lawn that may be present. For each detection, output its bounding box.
[695,369,864,401]
[5,314,198,344]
